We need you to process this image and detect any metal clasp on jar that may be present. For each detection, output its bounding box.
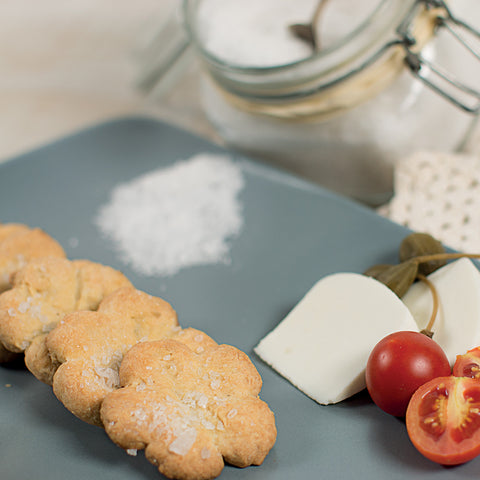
[398,0,480,113]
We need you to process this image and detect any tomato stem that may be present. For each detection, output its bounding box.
[413,252,478,338]
[409,251,479,338]
[417,273,439,338]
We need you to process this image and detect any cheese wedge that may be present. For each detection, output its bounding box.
[255,273,418,405]
[402,258,480,366]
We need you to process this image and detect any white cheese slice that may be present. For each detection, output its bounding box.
[254,272,418,405]
[402,257,480,366]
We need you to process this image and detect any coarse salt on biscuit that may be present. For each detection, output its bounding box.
[101,337,277,480]
[0,257,131,370]
[45,287,179,426]
[0,223,66,362]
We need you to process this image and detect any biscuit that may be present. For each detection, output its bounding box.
[0,347,20,363]
[0,223,66,362]
[0,257,131,367]
[45,286,179,426]
[100,338,277,480]
[0,223,65,292]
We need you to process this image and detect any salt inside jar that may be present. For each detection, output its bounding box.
[184,0,480,205]
[196,0,380,66]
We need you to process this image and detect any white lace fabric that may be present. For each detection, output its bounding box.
[378,151,480,253]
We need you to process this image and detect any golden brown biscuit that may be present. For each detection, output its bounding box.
[0,223,65,292]
[0,223,66,362]
[0,345,21,363]
[101,338,277,480]
[45,286,179,426]
[0,223,29,242]
[0,223,35,292]
[0,257,131,366]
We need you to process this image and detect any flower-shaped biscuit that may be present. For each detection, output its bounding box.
[44,286,179,426]
[0,257,131,367]
[0,222,65,292]
[101,337,277,480]
[0,223,65,362]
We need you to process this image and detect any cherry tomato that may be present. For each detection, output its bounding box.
[453,347,480,379]
[365,331,451,417]
[406,376,480,465]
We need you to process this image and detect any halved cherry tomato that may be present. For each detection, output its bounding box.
[406,376,480,465]
[453,346,480,379]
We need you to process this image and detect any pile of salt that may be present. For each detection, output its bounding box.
[95,153,244,276]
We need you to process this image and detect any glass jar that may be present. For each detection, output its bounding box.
[182,0,480,205]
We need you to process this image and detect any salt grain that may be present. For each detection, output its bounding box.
[227,408,238,419]
[168,427,197,456]
[68,237,79,249]
[17,301,30,314]
[94,365,120,389]
[201,447,211,459]
[95,153,244,276]
[201,419,216,430]
[210,379,221,390]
